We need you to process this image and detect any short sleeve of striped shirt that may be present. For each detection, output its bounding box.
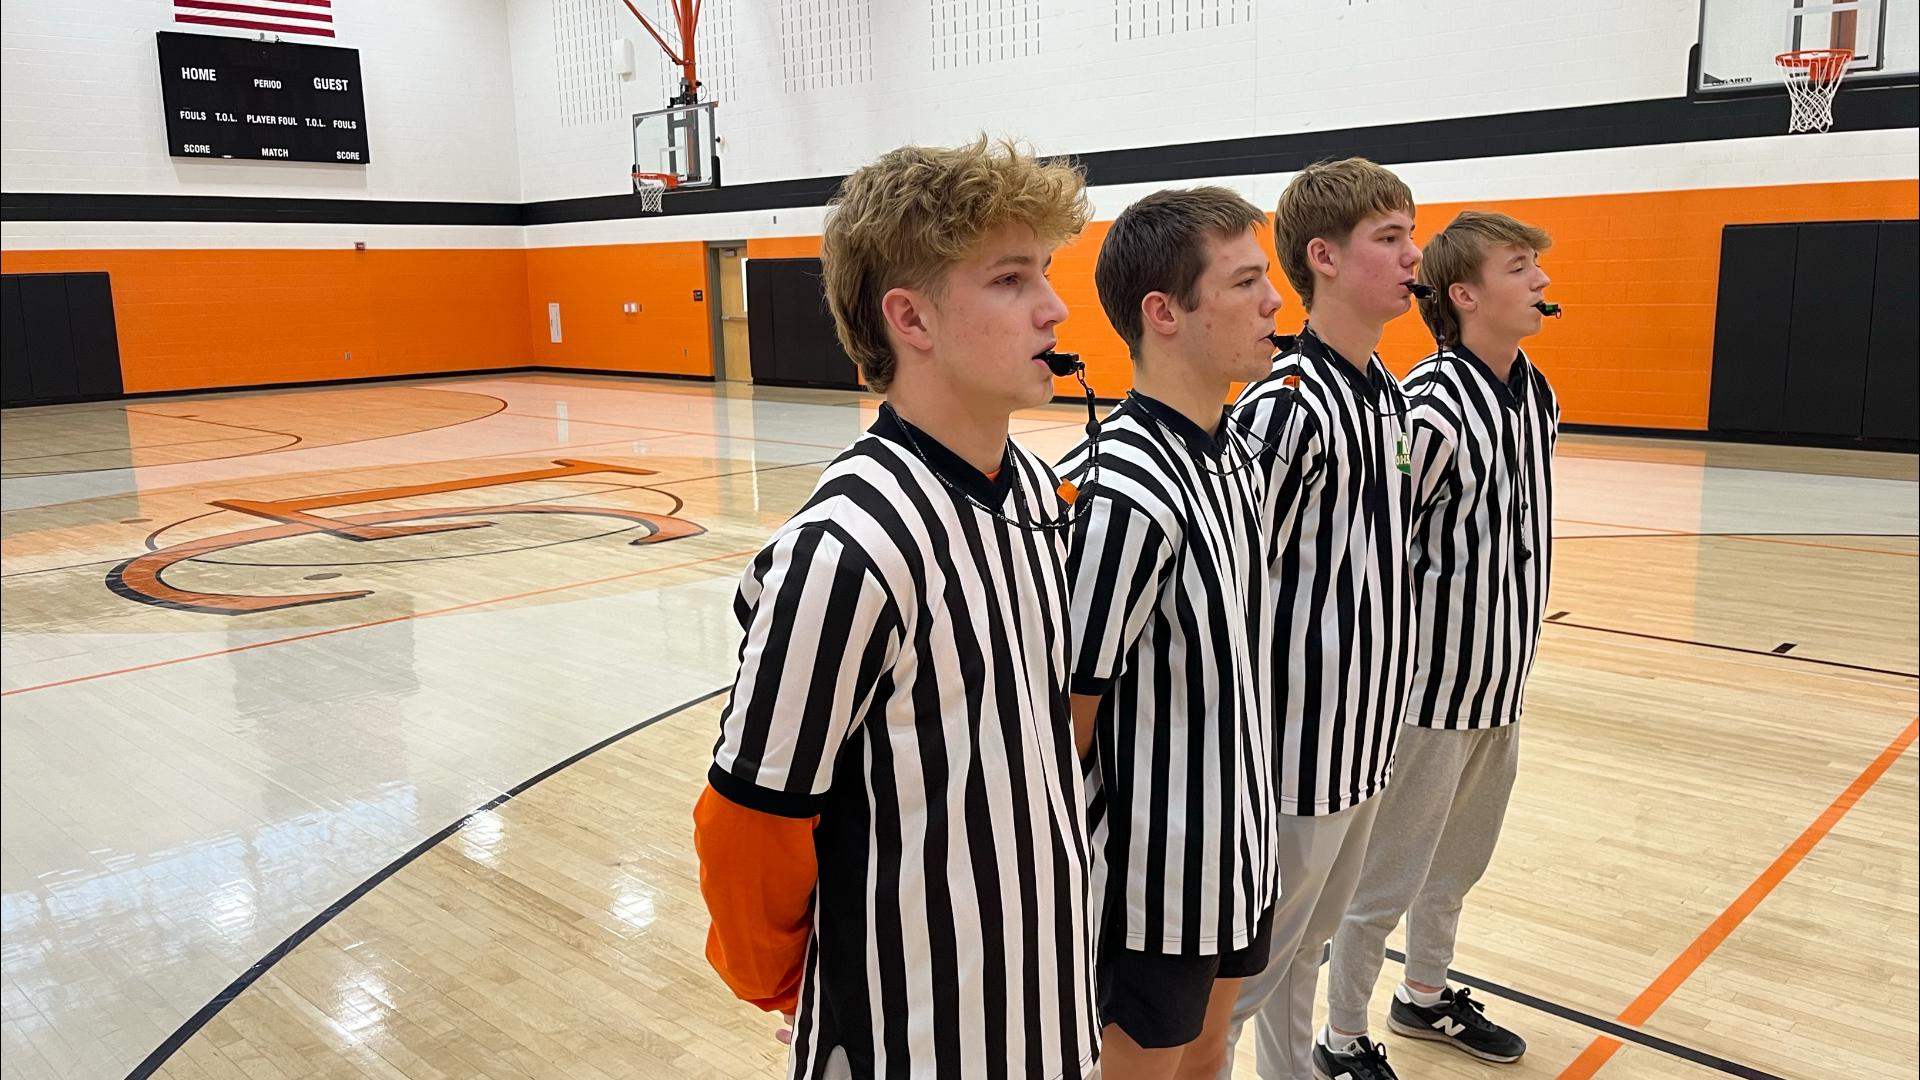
[710,521,904,818]
[1235,361,1324,559]
[1406,395,1460,512]
[1066,495,1174,696]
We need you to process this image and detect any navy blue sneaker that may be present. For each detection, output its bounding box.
[1312,1034,1398,1080]
[1387,986,1526,1063]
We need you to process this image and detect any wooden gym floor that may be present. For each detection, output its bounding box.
[1,374,1913,1079]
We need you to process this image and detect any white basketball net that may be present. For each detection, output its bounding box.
[1775,49,1852,134]
[636,179,668,214]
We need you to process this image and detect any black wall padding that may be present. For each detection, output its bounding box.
[1708,225,1798,434]
[0,277,30,404]
[16,275,80,404]
[1862,220,1918,441]
[1782,222,1879,438]
[745,258,860,391]
[64,273,125,399]
[1,272,125,407]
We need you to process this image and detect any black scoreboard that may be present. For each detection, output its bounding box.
[157,32,370,164]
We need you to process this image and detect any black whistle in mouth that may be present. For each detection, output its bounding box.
[1039,350,1083,377]
[1266,332,1298,353]
[1405,280,1437,300]
[1535,301,1563,317]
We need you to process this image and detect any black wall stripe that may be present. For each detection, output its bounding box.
[6,86,1915,228]
[0,192,524,226]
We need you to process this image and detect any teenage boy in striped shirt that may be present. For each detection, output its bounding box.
[693,137,1101,1080]
[1320,210,1560,1077]
[1059,186,1284,1080]
[1219,158,1424,1080]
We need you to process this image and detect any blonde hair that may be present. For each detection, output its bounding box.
[821,137,1091,392]
[1272,157,1415,310]
[1095,186,1267,359]
[1415,211,1553,346]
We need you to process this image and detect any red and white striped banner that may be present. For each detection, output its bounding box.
[173,0,335,39]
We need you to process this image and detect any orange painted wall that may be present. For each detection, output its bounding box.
[746,236,823,260]
[752,178,1920,430]
[524,241,713,377]
[0,248,531,394]
[1377,180,1919,429]
[4,178,1911,422]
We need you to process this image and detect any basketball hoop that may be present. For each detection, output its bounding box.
[631,171,679,214]
[1774,48,1853,133]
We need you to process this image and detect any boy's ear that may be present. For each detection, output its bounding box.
[882,286,935,353]
[1140,291,1179,339]
[1448,280,1476,313]
[1305,236,1337,281]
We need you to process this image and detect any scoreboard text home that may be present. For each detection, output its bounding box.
[157,32,370,164]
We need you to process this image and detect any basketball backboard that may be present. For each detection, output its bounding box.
[1697,0,1919,93]
[632,100,718,190]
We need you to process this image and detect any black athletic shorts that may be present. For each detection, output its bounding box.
[1096,904,1276,1049]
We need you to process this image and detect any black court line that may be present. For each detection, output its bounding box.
[0,435,304,480]
[1,391,511,480]
[1375,947,1791,1080]
[126,685,731,1080]
[122,675,1798,1080]
[0,432,279,463]
[1546,619,1918,680]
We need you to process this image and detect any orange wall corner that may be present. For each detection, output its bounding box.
[524,241,714,378]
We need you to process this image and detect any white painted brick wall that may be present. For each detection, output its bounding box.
[3,0,1910,220]
[510,0,1708,202]
[0,0,523,200]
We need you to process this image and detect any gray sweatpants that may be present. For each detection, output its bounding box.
[1326,722,1520,1033]
[1218,795,1382,1080]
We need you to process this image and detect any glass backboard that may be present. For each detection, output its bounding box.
[1698,0,1919,92]
[631,101,718,190]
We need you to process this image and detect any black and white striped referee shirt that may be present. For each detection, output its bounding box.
[1235,329,1418,816]
[1057,393,1278,956]
[1402,345,1559,730]
[710,407,1098,1080]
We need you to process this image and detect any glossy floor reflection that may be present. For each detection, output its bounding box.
[1,374,1914,1079]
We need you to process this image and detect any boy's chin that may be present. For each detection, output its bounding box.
[1017,382,1057,410]
[1234,357,1273,382]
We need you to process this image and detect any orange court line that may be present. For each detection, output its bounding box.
[1,546,761,698]
[1553,519,1919,557]
[1553,517,1675,533]
[1556,715,1919,1078]
[1726,534,1919,558]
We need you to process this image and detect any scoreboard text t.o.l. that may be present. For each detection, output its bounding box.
[157,32,370,164]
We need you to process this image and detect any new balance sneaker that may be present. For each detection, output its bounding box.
[1387,986,1526,1063]
[1312,1034,1398,1080]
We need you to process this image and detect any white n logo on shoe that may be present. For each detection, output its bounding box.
[1434,1016,1467,1037]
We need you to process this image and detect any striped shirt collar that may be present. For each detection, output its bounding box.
[1125,391,1233,458]
[1450,343,1533,408]
[1299,327,1392,401]
[870,404,1015,506]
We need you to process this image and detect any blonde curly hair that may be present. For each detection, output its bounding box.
[821,137,1091,392]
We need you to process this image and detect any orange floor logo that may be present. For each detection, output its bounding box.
[106,459,706,615]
